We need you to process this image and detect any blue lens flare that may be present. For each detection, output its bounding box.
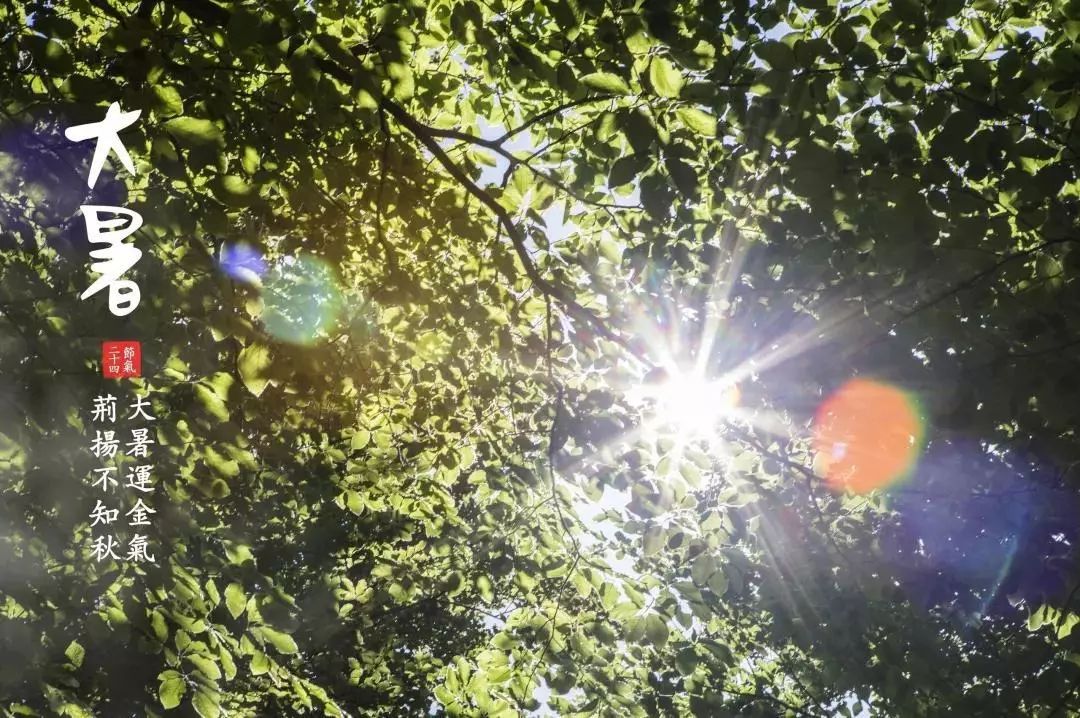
[218,242,267,283]
[260,255,343,345]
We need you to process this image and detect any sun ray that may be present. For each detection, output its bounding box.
[695,227,754,376]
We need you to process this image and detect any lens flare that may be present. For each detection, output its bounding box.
[260,255,343,345]
[218,242,267,283]
[641,370,741,439]
[882,442,1076,619]
[812,379,924,493]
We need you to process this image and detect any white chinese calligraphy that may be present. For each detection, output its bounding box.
[90,430,118,459]
[126,534,155,563]
[90,467,117,493]
[65,102,143,317]
[128,392,155,421]
[64,102,141,189]
[126,427,154,458]
[91,394,116,423]
[87,389,159,565]
[89,499,119,527]
[78,205,143,316]
[91,534,121,562]
[125,464,153,493]
[125,498,156,526]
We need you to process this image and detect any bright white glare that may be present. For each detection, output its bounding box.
[637,371,741,438]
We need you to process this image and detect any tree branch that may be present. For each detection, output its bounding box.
[378,96,644,360]
[496,95,616,143]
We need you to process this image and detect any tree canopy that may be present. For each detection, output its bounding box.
[2,0,1080,715]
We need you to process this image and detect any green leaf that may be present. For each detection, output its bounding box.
[237,344,272,397]
[187,654,222,681]
[205,579,221,607]
[192,689,220,718]
[581,72,631,94]
[387,61,415,100]
[447,571,466,598]
[665,156,698,198]
[346,490,364,515]
[690,554,716,586]
[939,110,979,144]
[64,640,85,668]
[609,153,647,188]
[157,670,185,710]
[1029,604,1049,631]
[214,175,255,207]
[599,236,622,264]
[225,583,247,620]
[194,384,230,422]
[204,447,239,479]
[708,569,729,596]
[476,574,494,603]
[164,117,225,149]
[250,650,270,675]
[831,21,858,54]
[1058,613,1080,640]
[151,611,169,642]
[241,145,261,174]
[351,429,371,450]
[675,106,717,137]
[219,646,238,681]
[754,40,795,71]
[644,614,670,647]
[679,460,703,487]
[152,85,184,117]
[1036,254,1063,279]
[622,109,657,153]
[649,57,684,98]
[675,646,698,676]
[643,525,664,555]
[227,8,262,49]
[255,626,298,655]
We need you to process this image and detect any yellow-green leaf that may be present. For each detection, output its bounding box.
[152,85,184,117]
[237,344,272,397]
[187,654,221,681]
[192,689,221,718]
[581,72,631,94]
[649,57,684,98]
[351,429,371,450]
[225,582,247,620]
[157,670,185,710]
[255,625,298,655]
[164,116,224,148]
[676,106,717,137]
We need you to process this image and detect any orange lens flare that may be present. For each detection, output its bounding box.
[812,379,924,494]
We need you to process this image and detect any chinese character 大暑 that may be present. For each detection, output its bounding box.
[65,103,144,317]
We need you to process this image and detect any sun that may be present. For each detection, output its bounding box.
[639,370,741,439]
